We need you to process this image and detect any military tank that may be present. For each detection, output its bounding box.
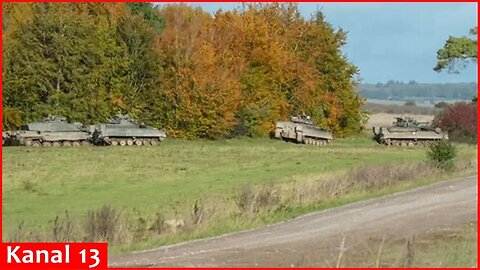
[373,117,448,146]
[274,115,333,146]
[9,115,92,147]
[91,114,166,146]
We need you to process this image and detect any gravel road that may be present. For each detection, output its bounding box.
[110,176,477,267]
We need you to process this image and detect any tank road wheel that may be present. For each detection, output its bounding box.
[150,139,158,146]
[111,140,119,146]
[81,141,90,147]
[63,141,72,147]
[52,142,61,147]
[134,140,142,146]
[407,141,414,147]
[24,139,33,147]
[316,140,321,146]
[42,142,52,147]
[393,141,399,147]
[400,141,407,147]
[126,139,134,146]
[32,141,41,147]
[72,141,80,147]
[119,140,127,146]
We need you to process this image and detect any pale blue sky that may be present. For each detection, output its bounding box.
[156,2,477,84]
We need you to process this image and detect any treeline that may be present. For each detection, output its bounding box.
[357,81,477,100]
[3,3,365,138]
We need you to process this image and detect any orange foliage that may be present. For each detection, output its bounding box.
[154,3,365,138]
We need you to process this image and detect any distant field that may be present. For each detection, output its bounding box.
[2,135,477,250]
[363,102,441,115]
[367,113,435,129]
[366,98,467,108]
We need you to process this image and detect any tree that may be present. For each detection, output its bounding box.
[434,27,477,73]
[433,27,478,122]
[2,3,163,128]
[3,3,366,139]
[126,3,164,32]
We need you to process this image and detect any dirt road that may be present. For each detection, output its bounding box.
[110,176,477,267]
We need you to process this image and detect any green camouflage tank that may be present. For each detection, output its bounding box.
[372,116,448,146]
[10,115,91,147]
[90,114,167,146]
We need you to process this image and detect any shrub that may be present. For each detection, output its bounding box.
[434,101,449,109]
[234,183,280,213]
[2,107,23,130]
[149,213,166,234]
[51,211,77,242]
[256,184,280,209]
[433,102,477,142]
[404,100,416,106]
[427,140,457,170]
[84,205,120,242]
[235,185,257,212]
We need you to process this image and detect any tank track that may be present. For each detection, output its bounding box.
[378,139,440,147]
[304,138,330,146]
[20,139,91,147]
[103,137,161,146]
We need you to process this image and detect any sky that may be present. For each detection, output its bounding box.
[158,2,477,84]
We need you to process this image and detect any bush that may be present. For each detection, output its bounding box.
[433,102,477,142]
[427,140,457,170]
[51,211,77,242]
[234,183,280,213]
[84,205,120,243]
[434,101,449,109]
[404,100,416,106]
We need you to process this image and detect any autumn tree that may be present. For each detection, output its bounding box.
[3,3,365,138]
[154,5,241,138]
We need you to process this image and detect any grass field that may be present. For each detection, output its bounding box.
[337,222,478,267]
[2,134,477,250]
[291,222,477,267]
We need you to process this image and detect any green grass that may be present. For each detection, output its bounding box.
[280,221,478,267]
[118,168,476,253]
[342,222,478,267]
[3,135,477,244]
